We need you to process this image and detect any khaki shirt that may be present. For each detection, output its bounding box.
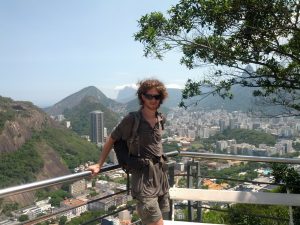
[111,110,169,197]
[111,110,164,158]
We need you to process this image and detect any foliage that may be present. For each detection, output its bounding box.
[88,189,98,197]
[204,128,276,148]
[271,163,300,224]
[293,142,300,151]
[18,214,29,222]
[108,205,117,211]
[202,207,226,224]
[0,139,44,188]
[131,212,140,222]
[59,216,68,225]
[226,204,289,225]
[205,162,260,186]
[0,126,100,188]
[66,210,105,225]
[1,202,19,216]
[113,177,127,184]
[40,127,101,169]
[49,189,71,207]
[0,96,15,133]
[163,141,180,152]
[135,0,300,116]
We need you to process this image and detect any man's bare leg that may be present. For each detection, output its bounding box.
[148,218,163,225]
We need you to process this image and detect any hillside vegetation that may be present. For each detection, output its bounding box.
[0,137,43,188]
[64,96,120,135]
[40,127,100,169]
[0,125,100,189]
[204,129,276,147]
[0,97,16,133]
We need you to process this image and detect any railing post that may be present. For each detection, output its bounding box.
[288,188,294,225]
[166,161,175,220]
[196,160,202,222]
[187,161,194,222]
[126,171,130,195]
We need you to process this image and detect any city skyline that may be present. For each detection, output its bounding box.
[0,0,205,107]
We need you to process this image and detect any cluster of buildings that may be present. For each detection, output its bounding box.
[166,108,300,140]
[216,139,294,156]
[165,108,300,156]
[1,168,132,225]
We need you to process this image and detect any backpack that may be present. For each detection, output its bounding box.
[113,111,165,172]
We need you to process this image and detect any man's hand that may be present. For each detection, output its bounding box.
[88,163,101,176]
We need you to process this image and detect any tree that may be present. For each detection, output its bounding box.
[135,0,300,116]
[18,214,29,222]
[271,163,300,224]
[59,216,67,225]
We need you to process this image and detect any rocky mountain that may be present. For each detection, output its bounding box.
[44,86,125,116]
[0,96,55,153]
[186,85,259,112]
[0,96,100,206]
[115,86,136,103]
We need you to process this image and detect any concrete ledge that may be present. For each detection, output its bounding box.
[169,188,300,206]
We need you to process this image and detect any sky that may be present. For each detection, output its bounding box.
[0,0,204,107]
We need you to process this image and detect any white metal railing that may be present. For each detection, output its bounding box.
[169,188,300,206]
[1,151,299,224]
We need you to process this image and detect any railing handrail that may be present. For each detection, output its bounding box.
[180,151,300,164]
[0,164,120,199]
[1,151,299,199]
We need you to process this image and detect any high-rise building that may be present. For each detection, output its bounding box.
[90,110,104,144]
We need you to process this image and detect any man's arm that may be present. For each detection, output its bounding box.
[88,135,115,175]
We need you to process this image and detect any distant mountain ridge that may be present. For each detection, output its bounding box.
[115,86,136,103]
[44,86,125,116]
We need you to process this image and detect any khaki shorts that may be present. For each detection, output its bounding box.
[135,192,170,225]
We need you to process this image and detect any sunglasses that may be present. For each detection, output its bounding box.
[143,93,162,100]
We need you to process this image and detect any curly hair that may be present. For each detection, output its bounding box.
[136,79,168,106]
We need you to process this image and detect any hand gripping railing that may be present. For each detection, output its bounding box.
[0,164,120,199]
[0,151,178,199]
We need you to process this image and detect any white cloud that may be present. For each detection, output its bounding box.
[114,83,137,90]
[166,83,183,89]
[114,82,183,91]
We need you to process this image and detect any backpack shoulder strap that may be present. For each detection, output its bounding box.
[157,112,165,130]
[128,111,141,155]
[131,111,141,137]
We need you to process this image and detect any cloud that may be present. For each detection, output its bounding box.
[166,83,183,89]
[114,83,137,90]
[114,83,183,91]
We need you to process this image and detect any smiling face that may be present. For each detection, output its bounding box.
[141,88,161,111]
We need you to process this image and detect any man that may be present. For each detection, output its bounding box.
[89,79,169,225]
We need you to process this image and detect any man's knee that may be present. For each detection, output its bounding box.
[136,196,162,225]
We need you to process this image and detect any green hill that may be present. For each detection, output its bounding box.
[63,96,120,135]
[0,96,101,191]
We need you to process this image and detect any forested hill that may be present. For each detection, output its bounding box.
[44,86,125,116]
[0,96,100,205]
[63,95,120,135]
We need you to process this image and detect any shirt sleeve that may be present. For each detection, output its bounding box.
[110,114,134,141]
